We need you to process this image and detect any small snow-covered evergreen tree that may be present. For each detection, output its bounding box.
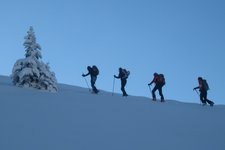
[11,26,58,92]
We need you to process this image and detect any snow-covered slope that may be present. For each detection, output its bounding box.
[0,75,225,150]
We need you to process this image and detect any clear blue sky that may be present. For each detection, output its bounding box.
[0,0,225,104]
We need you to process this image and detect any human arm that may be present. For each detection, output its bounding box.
[114,75,119,79]
[148,77,156,86]
[82,72,90,77]
[114,72,122,79]
[193,86,200,90]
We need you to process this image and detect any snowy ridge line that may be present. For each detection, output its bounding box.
[1,75,224,106]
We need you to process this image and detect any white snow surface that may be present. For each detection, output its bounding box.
[0,75,225,150]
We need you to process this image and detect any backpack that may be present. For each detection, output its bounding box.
[158,74,165,85]
[122,69,130,79]
[92,65,99,76]
[202,79,209,91]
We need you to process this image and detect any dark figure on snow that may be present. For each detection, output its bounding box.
[193,77,214,106]
[114,67,130,96]
[82,65,99,94]
[148,73,165,102]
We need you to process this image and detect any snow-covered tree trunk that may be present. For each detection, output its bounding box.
[11,26,58,92]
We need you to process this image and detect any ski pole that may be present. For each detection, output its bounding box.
[83,75,91,91]
[112,77,115,96]
[194,89,199,96]
[148,84,152,99]
[148,84,151,92]
[194,89,202,104]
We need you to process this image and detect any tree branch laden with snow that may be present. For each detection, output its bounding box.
[11,26,58,92]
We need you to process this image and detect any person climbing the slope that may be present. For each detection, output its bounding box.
[148,73,165,102]
[193,77,214,106]
[82,65,99,94]
[114,67,130,96]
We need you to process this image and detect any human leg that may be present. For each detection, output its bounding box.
[121,79,128,96]
[91,76,98,93]
[158,86,165,102]
[200,91,206,105]
[204,91,214,106]
[152,86,157,100]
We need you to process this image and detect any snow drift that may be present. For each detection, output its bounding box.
[0,75,225,150]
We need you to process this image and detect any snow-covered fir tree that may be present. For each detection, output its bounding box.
[11,26,58,92]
